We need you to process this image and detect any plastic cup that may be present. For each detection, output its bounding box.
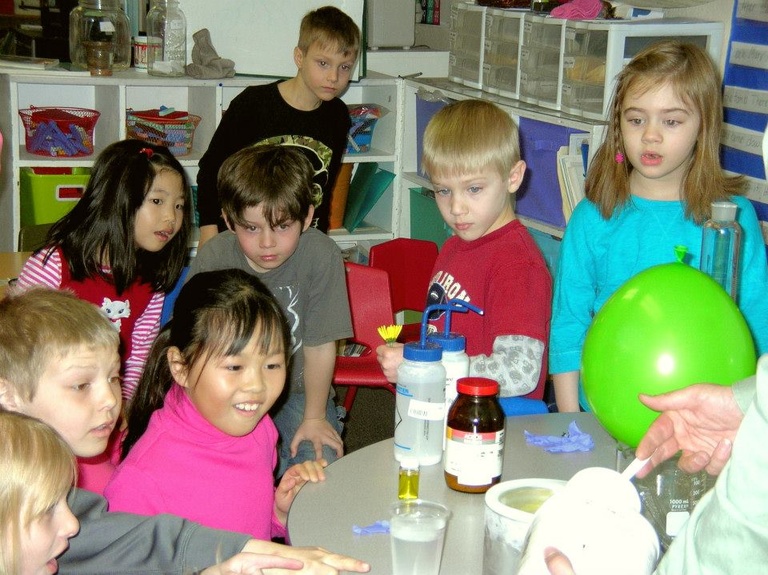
[390,499,450,575]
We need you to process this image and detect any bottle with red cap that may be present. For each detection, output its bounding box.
[444,376,505,493]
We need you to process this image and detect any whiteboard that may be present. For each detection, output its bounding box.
[183,0,365,79]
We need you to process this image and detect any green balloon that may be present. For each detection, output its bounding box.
[582,262,756,447]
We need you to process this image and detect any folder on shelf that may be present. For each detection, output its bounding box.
[343,162,395,232]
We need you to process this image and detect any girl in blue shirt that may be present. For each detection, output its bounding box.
[550,41,768,412]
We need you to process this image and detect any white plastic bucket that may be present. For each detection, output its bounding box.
[482,478,566,575]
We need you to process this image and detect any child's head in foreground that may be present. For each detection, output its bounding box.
[0,288,121,460]
[422,99,526,242]
[0,410,79,575]
[219,144,317,273]
[122,269,291,457]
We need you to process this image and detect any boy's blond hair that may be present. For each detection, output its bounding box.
[0,410,76,575]
[298,5,360,58]
[422,99,522,181]
[0,288,118,401]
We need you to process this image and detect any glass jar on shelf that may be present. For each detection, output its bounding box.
[69,0,131,72]
[146,0,187,77]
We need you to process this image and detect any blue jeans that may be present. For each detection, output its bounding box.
[271,391,344,478]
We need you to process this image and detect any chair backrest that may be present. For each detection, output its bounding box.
[344,262,395,353]
[369,238,438,314]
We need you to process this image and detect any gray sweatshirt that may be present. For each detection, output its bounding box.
[60,489,250,574]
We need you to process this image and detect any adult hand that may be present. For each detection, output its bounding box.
[375,343,404,383]
[635,384,744,477]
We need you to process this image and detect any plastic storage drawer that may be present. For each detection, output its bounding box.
[483,38,520,96]
[485,7,524,43]
[561,18,723,119]
[518,13,565,109]
[449,3,486,88]
[20,167,90,227]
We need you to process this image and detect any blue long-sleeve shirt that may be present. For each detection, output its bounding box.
[550,195,768,403]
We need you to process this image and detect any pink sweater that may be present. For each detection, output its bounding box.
[104,384,284,540]
[77,429,122,495]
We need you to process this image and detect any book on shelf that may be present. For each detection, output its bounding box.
[421,0,441,24]
[0,55,61,70]
[557,146,586,224]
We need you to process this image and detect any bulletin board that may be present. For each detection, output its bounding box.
[720,0,768,237]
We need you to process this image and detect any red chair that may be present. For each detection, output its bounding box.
[369,238,439,343]
[333,262,397,415]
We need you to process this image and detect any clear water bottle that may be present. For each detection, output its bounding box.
[700,200,742,301]
[394,340,445,466]
[146,0,187,77]
[394,305,446,466]
[430,331,468,446]
[427,298,482,449]
[69,0,131,72]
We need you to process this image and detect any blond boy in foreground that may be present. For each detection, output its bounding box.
[0,288,369,575]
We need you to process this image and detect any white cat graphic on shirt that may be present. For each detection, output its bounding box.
[101,298,130,331]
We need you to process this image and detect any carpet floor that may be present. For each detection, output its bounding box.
[336,386,395,454]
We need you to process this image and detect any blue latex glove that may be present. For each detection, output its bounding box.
[352,520,390,535]
[524,421,595,453]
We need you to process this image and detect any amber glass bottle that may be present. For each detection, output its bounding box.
[444,377,505,493]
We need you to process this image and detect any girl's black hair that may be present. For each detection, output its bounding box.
[41,139,192,294]
[121,269,291,459]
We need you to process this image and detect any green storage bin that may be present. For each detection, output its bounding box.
[409,187,452,249]
[20,167,90,227]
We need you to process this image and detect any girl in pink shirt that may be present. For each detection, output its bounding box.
[105,269,327,540]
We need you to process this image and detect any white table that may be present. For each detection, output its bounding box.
[288,413,621,575]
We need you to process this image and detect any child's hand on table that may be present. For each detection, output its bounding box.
[275,459,328,524]
[544,547,577,575]
[200,551,302,574]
